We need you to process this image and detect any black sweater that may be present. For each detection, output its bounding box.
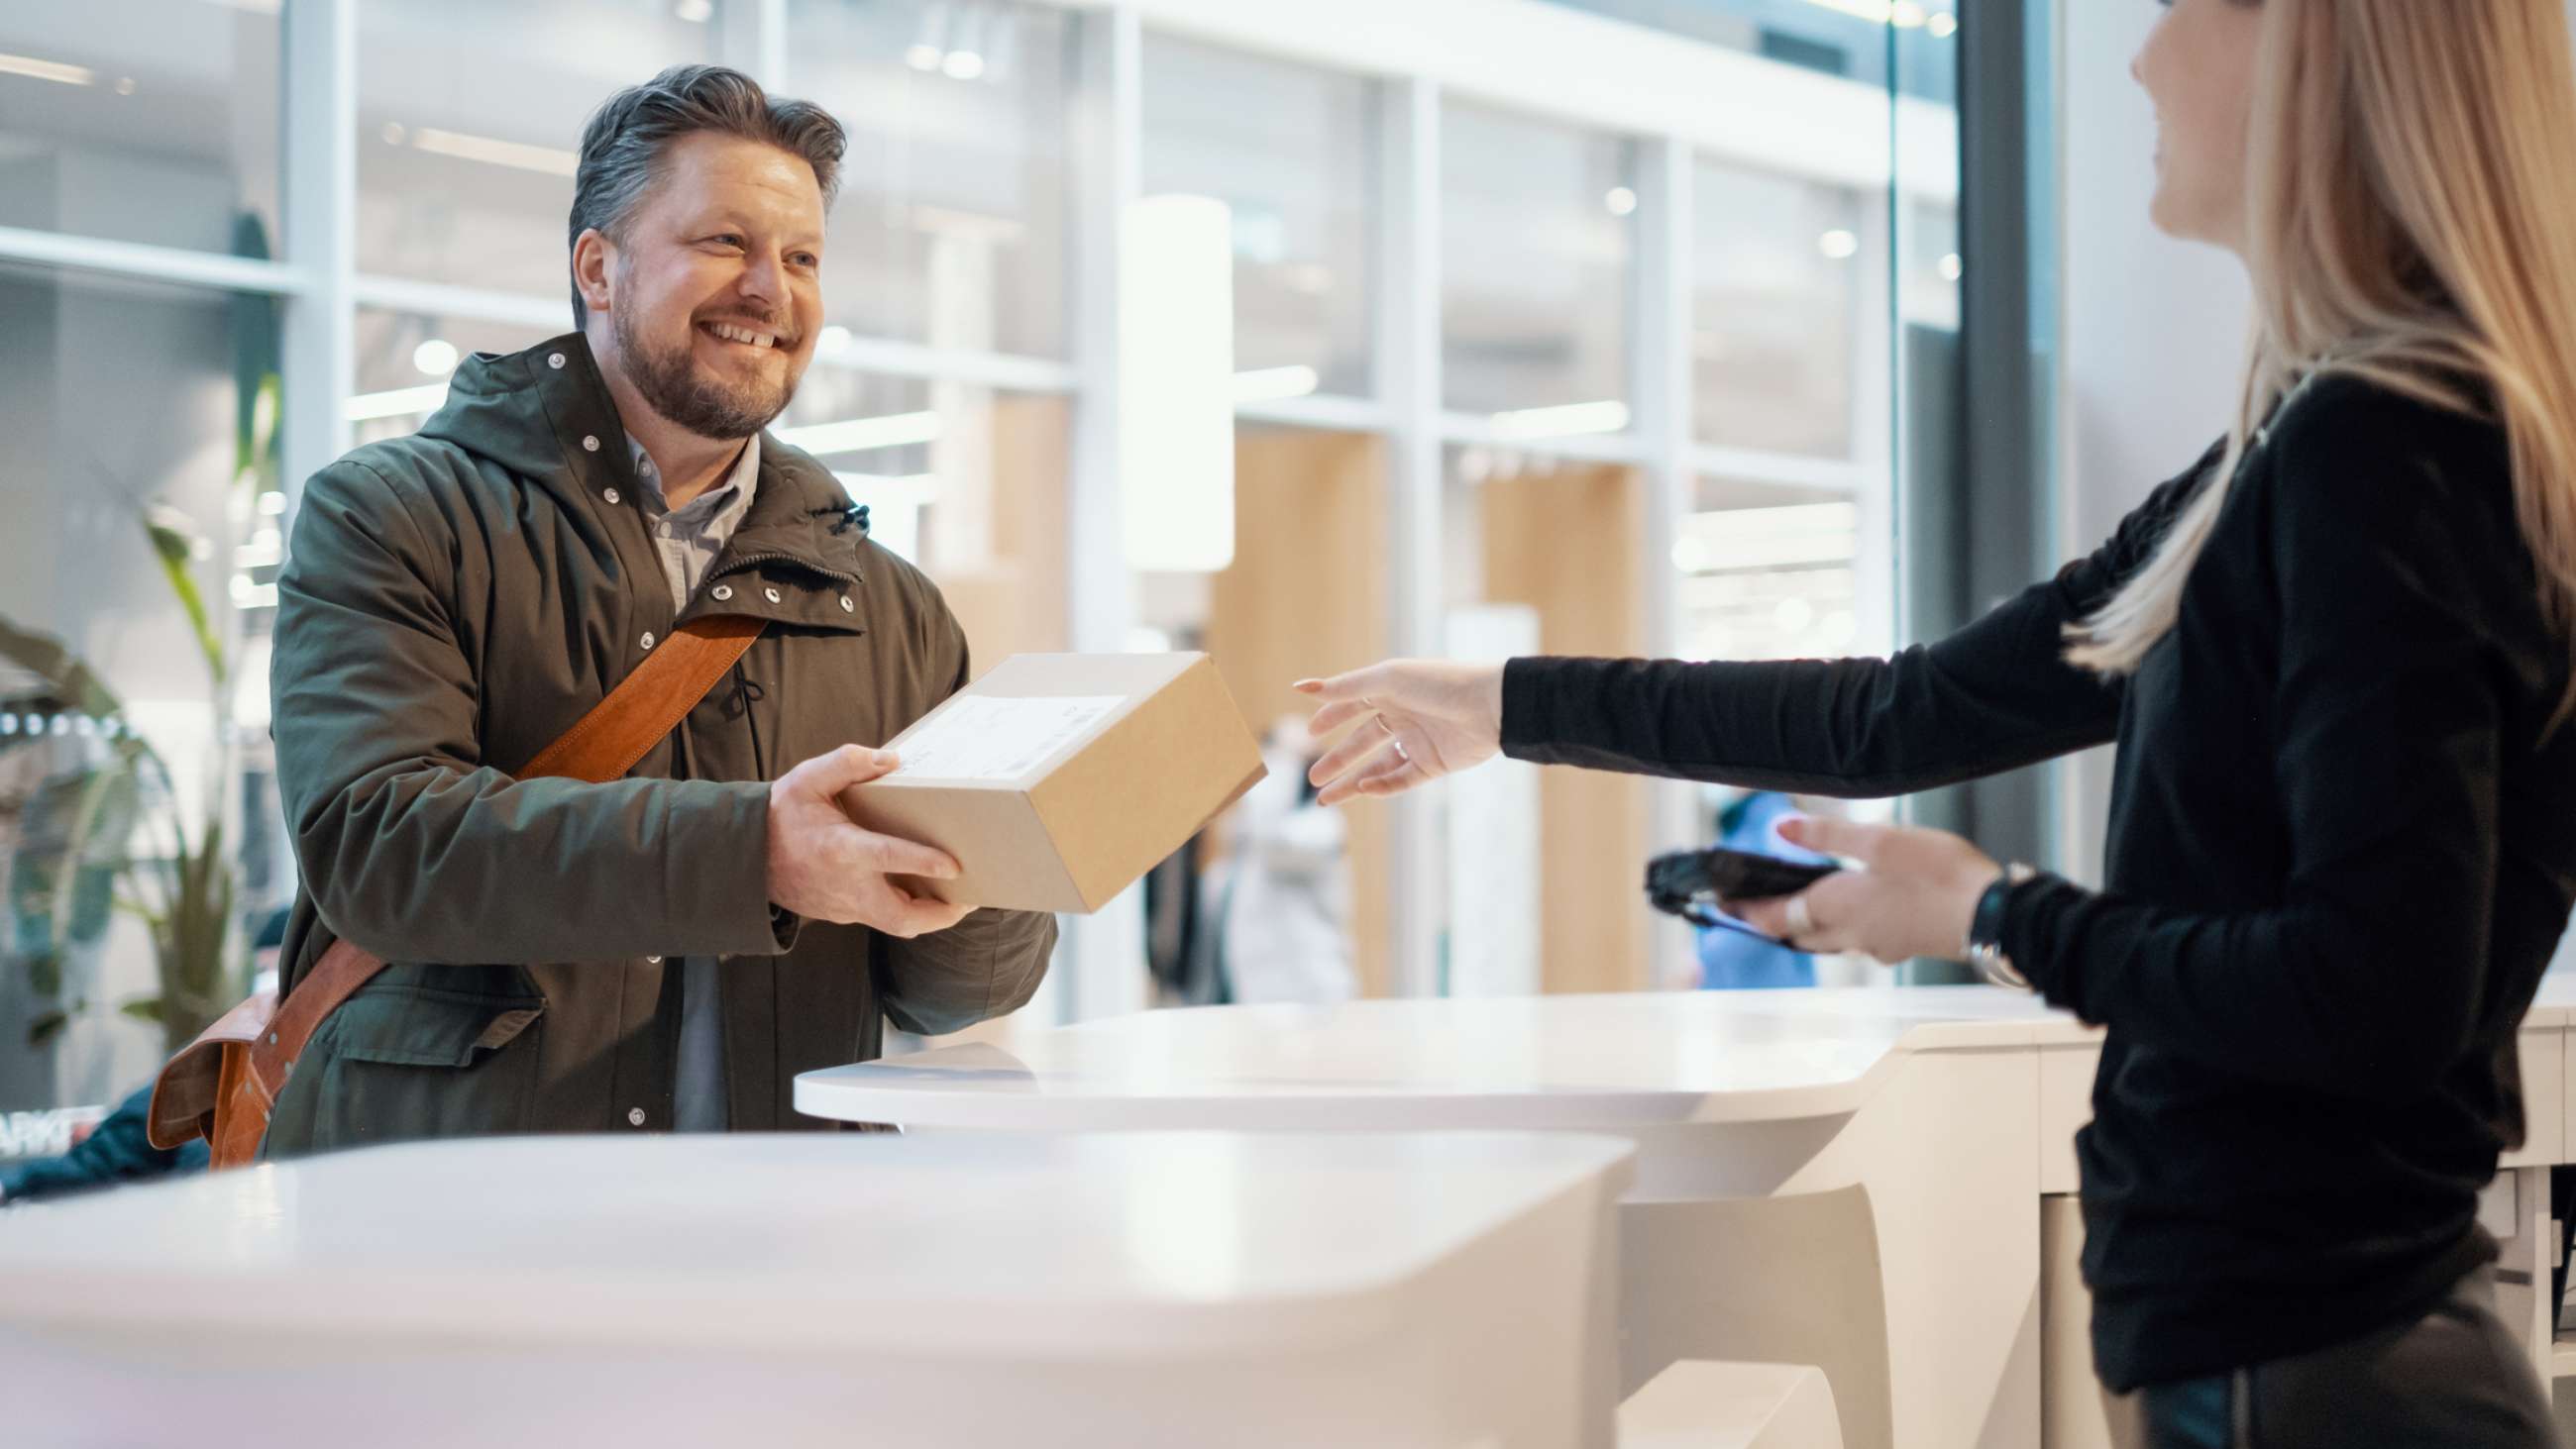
[1502,374,2576,1390]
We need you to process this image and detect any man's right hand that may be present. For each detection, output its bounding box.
[767,746,973,939]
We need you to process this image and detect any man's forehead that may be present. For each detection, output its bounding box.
[651,135,825,219]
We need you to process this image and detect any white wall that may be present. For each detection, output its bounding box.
[2051,0,2251,883]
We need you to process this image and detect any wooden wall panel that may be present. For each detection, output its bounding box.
[1478,463,1652,994]
[1205,427,1393,996]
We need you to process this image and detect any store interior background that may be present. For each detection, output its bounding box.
[2,0,2487,1151]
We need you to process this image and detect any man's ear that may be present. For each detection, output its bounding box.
[573,228,615,317]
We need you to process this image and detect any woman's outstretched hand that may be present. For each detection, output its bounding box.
[1295,661,1506,806]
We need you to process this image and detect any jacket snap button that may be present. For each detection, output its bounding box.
[627,1107,646,1127]
[582,435,600,453]
[764,587,783,604]
[839,595,854,612]
[711,584,732,601]
[603,487,621,506]
[640,631,656,650]
[548,353,566,369]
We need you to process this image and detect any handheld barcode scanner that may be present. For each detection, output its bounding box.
[1645,847,1841,941]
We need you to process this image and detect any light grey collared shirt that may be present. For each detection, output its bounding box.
[626,433,760,1135]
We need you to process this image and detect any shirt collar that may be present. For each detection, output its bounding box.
[625,432,761,524]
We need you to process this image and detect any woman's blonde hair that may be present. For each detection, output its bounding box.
[2066,0,2576,698]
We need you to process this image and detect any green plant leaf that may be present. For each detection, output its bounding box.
[142,508,226,689]
[27,1010,67,1049]
[25,949,61,999]
[0,614,124,719]
[119,996,164,1023]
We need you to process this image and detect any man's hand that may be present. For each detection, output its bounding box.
[767,746,973,939]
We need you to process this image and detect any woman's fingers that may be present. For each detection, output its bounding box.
[1346,752,1434,802]
[1308,719,1400,790]
[1778,814,1883,865]
[1293,664,1389,708]
[1305,696,1383,740]
[1318,746,1426,806]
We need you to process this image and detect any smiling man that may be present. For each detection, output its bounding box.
[262,66,1055,1155]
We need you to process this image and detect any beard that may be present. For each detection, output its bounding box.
[611,304,801,441]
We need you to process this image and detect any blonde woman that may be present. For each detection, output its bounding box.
[1300,0,2576,1440]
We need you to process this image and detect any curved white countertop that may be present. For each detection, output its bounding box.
[798,984,2082,1131]
[0,1131,1634,1361]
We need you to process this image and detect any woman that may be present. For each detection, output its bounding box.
[1298,1,2576,1442]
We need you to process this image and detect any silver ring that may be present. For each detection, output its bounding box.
[1784,894,1815,940]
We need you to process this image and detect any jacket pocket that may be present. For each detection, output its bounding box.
[268,983,546,1157]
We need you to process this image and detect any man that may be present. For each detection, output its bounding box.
[263,65,1054,1155]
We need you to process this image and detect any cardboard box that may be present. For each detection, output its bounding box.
[839,653,1267,913]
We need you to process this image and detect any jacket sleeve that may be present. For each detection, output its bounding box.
[1498,444,2220,798]
[273,460,787,966]
[871,586,1058,1037]
[2003,402,2514,1100]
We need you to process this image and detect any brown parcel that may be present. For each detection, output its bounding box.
[838,652,1268,914]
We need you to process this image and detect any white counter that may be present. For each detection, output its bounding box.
[0,1131,1634,1449]
[800,984,2066,1131]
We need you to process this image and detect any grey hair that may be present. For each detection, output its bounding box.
[566,64,846,328]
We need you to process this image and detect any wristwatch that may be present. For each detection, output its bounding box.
[1965,863,2038,990]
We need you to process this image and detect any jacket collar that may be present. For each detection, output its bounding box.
[418,332,869,594]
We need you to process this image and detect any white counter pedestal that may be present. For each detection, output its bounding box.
[801,986,2069,1449]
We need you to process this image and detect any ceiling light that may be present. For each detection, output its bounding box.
[346,383,450,422]
[1819,229,1861,259]
[1928,12,1959,38]
[906,44,944,72]
[774,410,945,456]
[411,339,459,376]
[410,127,579,178]
[941,50,986,80]
[0,52,96,86]
[675,0,713,20]
[815,324,853,357]
[1490,400,1631,442]
[1890,1,1928,28]
[1938,253,1964,282]
[1232,365,1320,405]
[1603,186,1638,217]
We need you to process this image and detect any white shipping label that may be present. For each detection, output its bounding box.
[888,695,1127,781]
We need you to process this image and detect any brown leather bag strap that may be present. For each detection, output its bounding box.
[246,613,768,1110]
[519,614,766,780]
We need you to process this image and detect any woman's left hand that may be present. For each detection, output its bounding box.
[1735,816,2004,966]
